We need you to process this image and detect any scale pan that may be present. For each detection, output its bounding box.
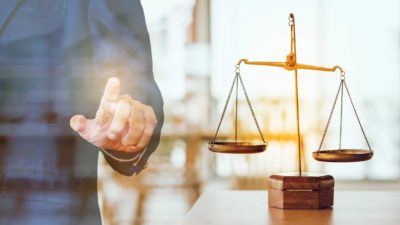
[208,142,266,154]
[312,149,373,162]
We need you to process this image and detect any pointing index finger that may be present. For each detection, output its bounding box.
[103,77,120,102]
[95,77,121,123]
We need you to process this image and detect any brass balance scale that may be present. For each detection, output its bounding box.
[208,13,373,209]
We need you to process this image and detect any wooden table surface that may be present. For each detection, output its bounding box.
[182,191,400,225]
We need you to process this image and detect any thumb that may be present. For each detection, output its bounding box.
[70,114,90,135]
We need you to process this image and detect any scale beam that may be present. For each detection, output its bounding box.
[236,59,345,75]
[236,14,345,76]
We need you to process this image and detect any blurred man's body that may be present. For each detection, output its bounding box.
[0,0,163,224]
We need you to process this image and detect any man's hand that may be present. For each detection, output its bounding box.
[70,77,157,153]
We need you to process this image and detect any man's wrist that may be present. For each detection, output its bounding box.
[100,148,146,164]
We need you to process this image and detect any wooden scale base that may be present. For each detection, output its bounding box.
[268,173,334,209]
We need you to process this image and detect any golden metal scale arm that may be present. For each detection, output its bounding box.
[236,58,345,75]
[296,64,345,75]
[236,59,286,68]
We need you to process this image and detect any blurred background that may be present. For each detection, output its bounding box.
[0,0,396,224]
[96,0,400,224]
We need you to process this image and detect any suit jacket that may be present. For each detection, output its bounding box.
[0,0,163,224]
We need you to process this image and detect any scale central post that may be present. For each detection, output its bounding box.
[289,14,303,176]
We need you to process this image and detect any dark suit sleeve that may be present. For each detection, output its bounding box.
[88,0,164,176]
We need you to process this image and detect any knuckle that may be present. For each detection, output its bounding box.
[119,94,132,101]
[117,102,131,117]
[110,120,125,131]
[130,98,139,105]
[137,140,149,149]
[139,123,146,131]
[150,119,157,128]
[108,125,121,134]
[131,126,144,136]
[144,105,154,114]
[135,100,147,109]
[100,99,113,113]
[122,137,133,145]
[147,105,155,112]
[137,143,147,149]
[144,129,153,137]
[143,106,157,126]
[118,97,130,106]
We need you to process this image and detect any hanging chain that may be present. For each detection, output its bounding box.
[339,76,344,150]
[343,80,373,151]
[318,72,372,152]
[235,66,239,142]
[212,70,238,143]
[318,79,343,151]
[237,70,266,143]
[212,65,266,144]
